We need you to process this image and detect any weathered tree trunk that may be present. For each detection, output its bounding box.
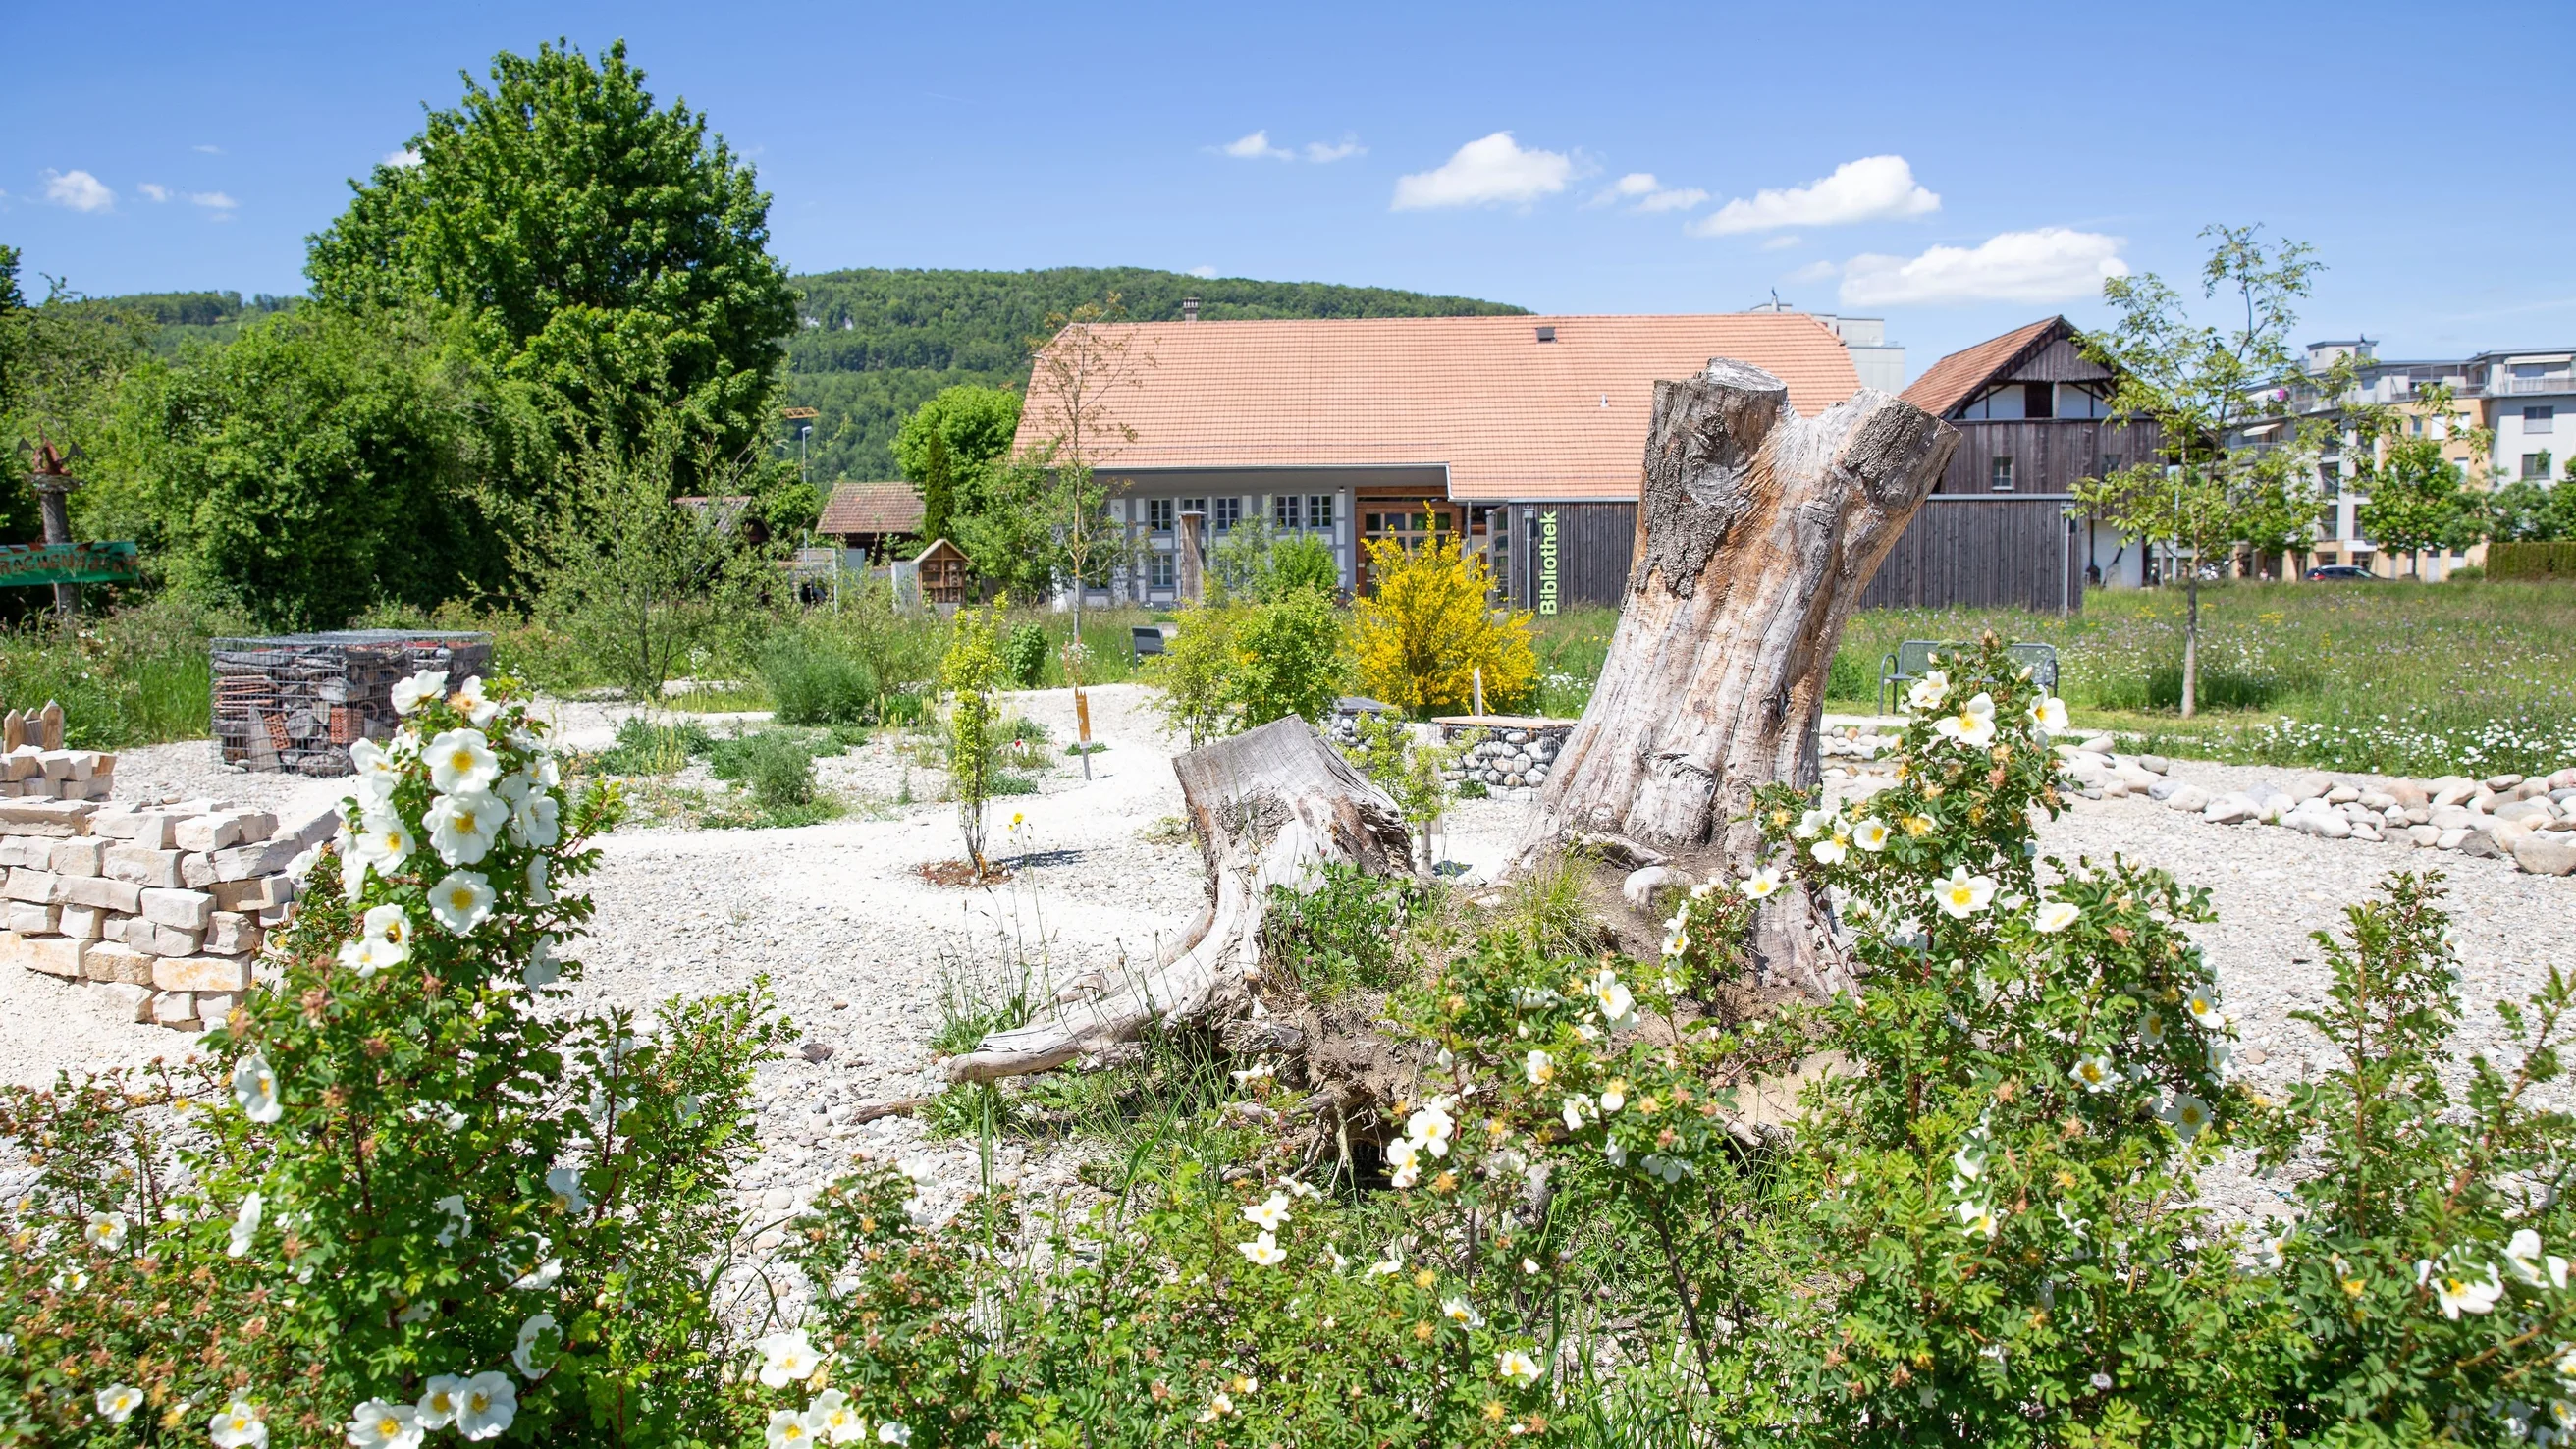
[1514,359,1956,995]
[947,717,1411,1082]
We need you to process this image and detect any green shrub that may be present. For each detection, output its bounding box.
[592,715,714,776]
[1261,863,1429,998]
[761,636,879,724]
[708,729,818,810]
[1002,622,1048,688]
[0,675,787,1446]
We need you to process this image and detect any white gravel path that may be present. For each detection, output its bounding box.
[8,696,2572,1241]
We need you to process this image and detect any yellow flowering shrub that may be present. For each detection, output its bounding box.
[1351,533,1535,717]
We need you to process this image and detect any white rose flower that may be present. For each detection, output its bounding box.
[347,904,415,976]
[877,1424,912,1446]
[1241,1192,1290,1231]
[2071,1052,2117,1093]
[2184,985,2227,1031]
[227,1191,263,1259]
[1794,808,1831,840]
[454,1371,516,1440]
[808,1389,866,1444]
[2158,1092,2214,1143]
[1497,1349,1541,1386]
[352,811,418,876]
[757,1328,826,1388]
[347,1398,424,1449]
[391,670,449,716]
[1852,818,1892,852]
[1237,1232,1288,1266]
[95,1383,144,1423]
[1405,1100,1456,1157]
[2028,695,2069,734]
[233,1053,284,1124]
[427,728,502,794]
[349,737,403,806]
[1956,1199,2000,1240]
[452,675,501,727]
[545,1167,589,1216]
[428,870,497,935]
[1905,670,1950,713]
[210,1398,268,1448]
[1524,1049,1554,1087]
[1934,693,1998,750]
[2035,900,2080,934]
[81,1210,127,1252]
[425,789,507,866]
[512,1311,560,1380]
[766,1408,822,1449]
[1930,865,1997,920]
[509,793,561,849]
[2429,1260,2506,1319]
[1810,835,1849,865]
[1739,867,1784,901]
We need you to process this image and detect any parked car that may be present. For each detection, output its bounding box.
[2305,564,2378,581]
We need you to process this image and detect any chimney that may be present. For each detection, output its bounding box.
[1182,295,1200,323]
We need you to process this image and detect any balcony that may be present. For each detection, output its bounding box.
[2500,375,2574,396]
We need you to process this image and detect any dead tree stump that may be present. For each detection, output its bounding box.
[947,718,1412,1082]
[1514,358,1956,995]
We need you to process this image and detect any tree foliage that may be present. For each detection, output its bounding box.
[306,39,797,492]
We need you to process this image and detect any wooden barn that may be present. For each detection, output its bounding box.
[816,481,925,560]
[1859,316,2162,614]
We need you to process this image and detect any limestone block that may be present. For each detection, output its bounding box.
[139,886,216,931]
[152,992,196,1025]
[16,778,58,800]
[85,942,152,987]
[59,905,104,940]
[195,992,240,1020]
[205,912,261,956]
[213,838,300,882]
[0,799,94,836]
[145,924,204,957]
[100,981,151,1021]
[7,903,57,935]
[173,813,245,853]
[210,876,283,912]
[0,751,35,781]
[49,837,105,877]
[3,868,61,904]
[104,846,185,888]
[180,852,217,888]
[152,954,251,993]
[60,875,142,913]
[93,811,176,849]
[1,931,84,977]
[34,750,75,781]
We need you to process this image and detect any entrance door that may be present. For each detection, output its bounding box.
[1356,502,1458,592]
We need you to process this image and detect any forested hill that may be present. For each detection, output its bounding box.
[781,266,1526,483]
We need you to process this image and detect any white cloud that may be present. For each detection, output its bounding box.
[385,147,423,169]
[1838,227,2130,307]
[40,169,114,213]
[138,183,171,203]
[1760,235,1801,251]
[1221,130,1292,161]
[1187,265,1219,279]
[189,190,238,210]
[1786,260,1840,285]
[1589,171,1706,212]
[1692,154,1939,236]
[1392,132,1573,211]
[193,144,223,155]
[1302,137,1364,163]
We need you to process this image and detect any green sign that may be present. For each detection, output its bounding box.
[0,542,139,587]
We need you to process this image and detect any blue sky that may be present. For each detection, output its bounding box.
[7,0,2570,379]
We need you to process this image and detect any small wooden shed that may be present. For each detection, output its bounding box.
[913,538,969,606]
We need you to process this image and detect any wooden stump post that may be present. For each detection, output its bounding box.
[947,718,1412,1082]
[1515,359,1956,994]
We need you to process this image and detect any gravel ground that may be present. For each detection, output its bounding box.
[7,698,2572,1244]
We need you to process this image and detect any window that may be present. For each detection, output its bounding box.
[1213,497,1242,531]
[2318,463,2341,498]
[1148,552,1175,589]
[2097,454,2122,479]
[1179,497,1208,521]
[2526,453,2554,480]
[2023,382,2055,419]
[1272,494,1301,528]
[1147,498,1174,532]
[2527,405,2555,435]
[1307,494,1335,529]
[1989,456,2015,492]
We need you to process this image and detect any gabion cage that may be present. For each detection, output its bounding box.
[210,630,494,775]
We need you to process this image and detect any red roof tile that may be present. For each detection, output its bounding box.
[1899,317,2067,419]
[817,481,925,536]
[1015,314,1862,502]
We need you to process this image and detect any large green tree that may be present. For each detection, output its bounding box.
[0,257,153,551]
[2352,386,2487,576]
[306,39,796,488]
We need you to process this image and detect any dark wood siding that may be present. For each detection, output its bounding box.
[2011,336,2117,384]
[1933,417,2163,496]
[1858,498,2084,615]
[1498,503,1636,612]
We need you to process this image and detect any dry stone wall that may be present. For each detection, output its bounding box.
[0,759,334,1030]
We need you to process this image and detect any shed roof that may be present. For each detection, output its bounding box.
[818,481,926,537]
[1015,313,1863,502]
[1900,317,2071,418]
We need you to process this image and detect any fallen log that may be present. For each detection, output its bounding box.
[946,717,1412,1082]
[1515,358,1956,996]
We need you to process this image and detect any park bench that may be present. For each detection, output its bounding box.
[1131,624,1169,662]
[1877,640,2059,716]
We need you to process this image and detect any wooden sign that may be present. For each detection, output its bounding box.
[0,542,138,587]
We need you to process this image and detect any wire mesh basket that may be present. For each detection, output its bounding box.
[209,631,495,775]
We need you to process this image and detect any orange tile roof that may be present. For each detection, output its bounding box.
[1899,316,2066,418]
[817,481,925,536]
[1016,314,1862,502]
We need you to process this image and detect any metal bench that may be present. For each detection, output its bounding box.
[1131,625,1169,662]
[1878,640,2059,715]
